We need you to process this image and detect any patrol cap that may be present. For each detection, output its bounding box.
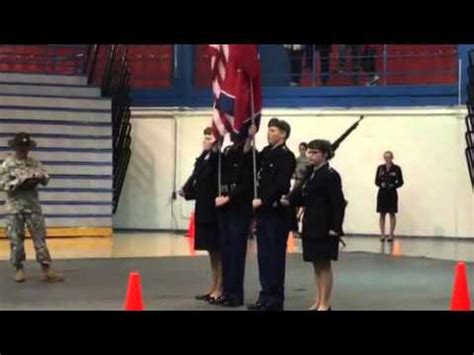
[8,132,37,149]
[268,118,291,139]
[308,139,334,159]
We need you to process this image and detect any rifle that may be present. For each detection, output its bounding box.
[332,116,365,246]
[331,115,365,153]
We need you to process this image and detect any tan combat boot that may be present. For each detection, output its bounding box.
[15,268,26,283]
[40,264,64,283]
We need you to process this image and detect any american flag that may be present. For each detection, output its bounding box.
[208,44,262,142]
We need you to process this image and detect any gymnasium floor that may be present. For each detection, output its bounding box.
[0,233,473,310]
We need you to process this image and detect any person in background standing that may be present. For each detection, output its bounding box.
[375,151,404,242]
[304,45,332,86]
[337,45,362,85]
[294,142,310,186]
[283,44,304,86]
[362,44,380,86]
[0,132,64,283]
[290,142,311,236]
[315,45,332,85]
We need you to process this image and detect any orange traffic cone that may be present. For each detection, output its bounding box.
[186,211,196,238]
[287,231,296,253]
[450,262,471,311]
[124,272,145,311]
[392,240,401,256]
[188,232,196,256]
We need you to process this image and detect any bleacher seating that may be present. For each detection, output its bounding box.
[0,71,113,234]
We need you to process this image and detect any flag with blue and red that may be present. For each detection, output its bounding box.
[208,44,262,142]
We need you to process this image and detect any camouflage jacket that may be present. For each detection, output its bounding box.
[294,155,311,183]
[0,154,50,214]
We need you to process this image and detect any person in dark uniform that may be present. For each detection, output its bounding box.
[375,151,404,242]
[213,130,256,307]
[247,118,296,311]
[179,127,222,303]
[286,139,345,311]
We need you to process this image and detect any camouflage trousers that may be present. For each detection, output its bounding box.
[6,212,52,269]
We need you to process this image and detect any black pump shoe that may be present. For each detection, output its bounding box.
[208,295,227,305]
[221,299,244,307]
[195,294,211,301]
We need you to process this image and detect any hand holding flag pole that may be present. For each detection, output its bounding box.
[208,45,262,199]
[216,136,223,196]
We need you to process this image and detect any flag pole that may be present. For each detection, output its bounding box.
[217,135,222,196]
[249,76,258,199]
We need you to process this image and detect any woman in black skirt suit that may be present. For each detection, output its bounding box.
[287,140,345,311]
[180,127,222,302]
[375,151,404,242]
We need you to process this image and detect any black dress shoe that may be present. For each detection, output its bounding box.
[195,294,211,301]
[247,302,265,311]
[263,304,284,311]
[221,299,244,307]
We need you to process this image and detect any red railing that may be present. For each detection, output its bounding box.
[0,44,174,89]
[0,45,87,75]
[0,45,458,89]
[194,44,458,88]
[127,45,173,88]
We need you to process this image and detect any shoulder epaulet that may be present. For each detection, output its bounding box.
[328,166,339,175]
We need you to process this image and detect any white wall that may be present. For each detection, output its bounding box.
[114,115,176,229]
[114,107,474,238]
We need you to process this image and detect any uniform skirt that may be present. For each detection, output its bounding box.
[195,223,220,251]
[302,236,339,262]
[377,189,398,214]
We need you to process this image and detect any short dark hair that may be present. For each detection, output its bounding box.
[203,127,213,136]
[299,142,308,149]
[384,151,394,158]
[308,139,334,159]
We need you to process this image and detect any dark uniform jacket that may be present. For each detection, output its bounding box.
[256,143,296,210]
[182,150,219,225]
[220,144,255,217]
[375,164,404,190]
[289,163,345,239]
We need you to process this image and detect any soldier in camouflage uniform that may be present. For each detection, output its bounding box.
[0,132,63,283]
